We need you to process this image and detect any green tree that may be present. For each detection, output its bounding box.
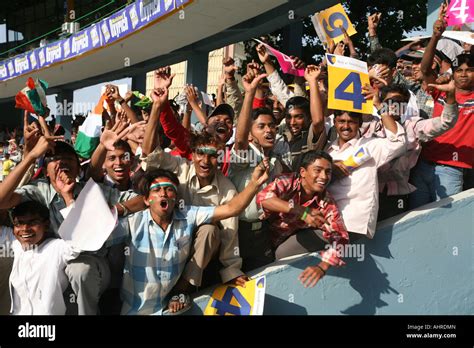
[242,0,427,71]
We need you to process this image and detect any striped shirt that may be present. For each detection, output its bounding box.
[108,206,215,315]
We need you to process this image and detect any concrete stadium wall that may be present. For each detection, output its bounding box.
[188,189,474,315]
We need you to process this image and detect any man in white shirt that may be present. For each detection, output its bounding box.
[326,109,406,239]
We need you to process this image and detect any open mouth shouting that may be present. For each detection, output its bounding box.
[113,166,127,178]
[263,133,275,145]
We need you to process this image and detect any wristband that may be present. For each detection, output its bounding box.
[300,207,310,221]
[315,265,326,276]
[118,203,129,216]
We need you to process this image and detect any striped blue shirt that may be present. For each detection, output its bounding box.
[108,206,214,315]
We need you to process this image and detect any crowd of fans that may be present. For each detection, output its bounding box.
[0,5,472,315]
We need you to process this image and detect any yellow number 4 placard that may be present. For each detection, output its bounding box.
[326,54,373,114]
[204,276,266,315]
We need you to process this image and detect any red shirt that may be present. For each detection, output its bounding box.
[422,90,474,169]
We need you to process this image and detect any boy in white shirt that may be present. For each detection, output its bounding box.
[0,201,80,315]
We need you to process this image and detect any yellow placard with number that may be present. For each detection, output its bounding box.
[312,3,356,44]
[204,276,266,315]
[326,54,373,114]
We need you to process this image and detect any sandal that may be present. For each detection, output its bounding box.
[163,293,192,315]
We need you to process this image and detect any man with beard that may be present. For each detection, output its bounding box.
[108,160,269,315]
[229,64,285,271]
[140,86,247,304]
[0,136,143,315]
[409,53,474,208]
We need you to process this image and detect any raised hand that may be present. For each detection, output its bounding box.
[290,56,306,70]
[154,66,175,89]
[100,119,130,151]
[125,120,147,144]
[223,57,238,79]
[105,84,122,102]
[304,65,321,83]
[256,43,270,64]
[185,85,200,106]
[55,169,75,199]
[368,12,382,35]
[23,111,41,152]
[151,87,169,107]
[242,63,267,93]
[27,135,63,159]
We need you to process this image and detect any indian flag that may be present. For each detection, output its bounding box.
[15,77,48,115]
[74,94,107,159]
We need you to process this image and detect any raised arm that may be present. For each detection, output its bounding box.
[304,65,325,134]
[367,13,383,53]
[421,4,448,84]
[105,85,140,124]
[89,118,131,182]
[223,57,243,116]
[0,136,62,209]
[234,63,267,151]
[141,88,167,156]
[185,85,207,126]
[212,160,269,222]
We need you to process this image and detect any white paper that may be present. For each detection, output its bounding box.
[58,179,118,251]
[442,30,474,45]
[201,91,214,107]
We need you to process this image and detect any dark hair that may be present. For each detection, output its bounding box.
[333,109,363,126]
[300,150,333,169]
[368,48,398,68]
[11,200,49,221]
[189,130,223,151]
[252,107,276,122]
[112,139,132,154]
[453,53,474,71]
[138,168,180,197]
[380,84,410,102]
[46,141,78,160]
[4,153,10,159]
[285,96,310,118]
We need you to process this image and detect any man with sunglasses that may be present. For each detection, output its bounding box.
[140,86,247,305]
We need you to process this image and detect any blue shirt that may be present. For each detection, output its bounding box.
[108,205,215,315]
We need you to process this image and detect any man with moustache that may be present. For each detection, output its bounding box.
[140,86,247,305]
[326,108,406,241]
[108,160,269,315]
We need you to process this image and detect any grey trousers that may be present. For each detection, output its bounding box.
[275,229,328,260]
[182,224,221,287]
[65,254,111,315]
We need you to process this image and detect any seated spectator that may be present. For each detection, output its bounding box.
[257,150,349,288]
[107,161,269,315]
[140,86,247,301]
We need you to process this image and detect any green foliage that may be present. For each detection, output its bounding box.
[242,0,427,71]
